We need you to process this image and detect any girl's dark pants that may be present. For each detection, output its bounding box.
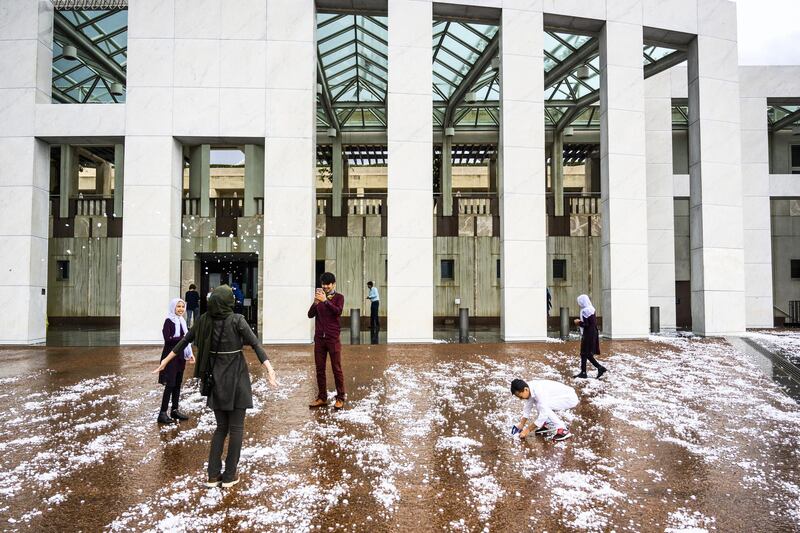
[160,371,183,412]
[208,408,247,482]
[580,353,602,373]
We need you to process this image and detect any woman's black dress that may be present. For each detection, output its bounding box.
[579,313,601,356]
[172,314,268,411]
[158,319,187,387]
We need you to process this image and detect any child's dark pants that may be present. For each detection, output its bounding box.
[159,371,183,412]
[580,353,602,373]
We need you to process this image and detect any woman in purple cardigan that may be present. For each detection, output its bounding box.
[573,294,607,379]
[157,298,195,423]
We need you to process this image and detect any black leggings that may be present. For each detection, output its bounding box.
[208,408,247,481]
[580,353,604,373]
[160,381,182,412]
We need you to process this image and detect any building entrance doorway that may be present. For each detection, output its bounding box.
[675,281,692,330]
[198,252,259,333]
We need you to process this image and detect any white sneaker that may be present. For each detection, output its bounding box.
[221,477,240,488]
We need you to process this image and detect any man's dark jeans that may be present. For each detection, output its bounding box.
[370,301,380,344]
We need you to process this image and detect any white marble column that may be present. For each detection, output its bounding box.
[119,137,184,343]
[188,144,210,217]
[114,144,124,217]
[386,0,433,342]
[499,2,546,341]
[97,160,113,196]
[120,0,183,344]
[0,0,52,344]
[332,135,343,217]
[244,144,264,217]
[645,71,677,330]
[598,4,650,338]
[552,130,564,216]
[686,0,746,335]
[59,144,78,218]
[739,96,773,328]
[441,132,453,216]
[263,0,316,343]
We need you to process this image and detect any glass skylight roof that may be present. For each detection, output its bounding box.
[52,8,127,104]
[544,32,592,71]
[316,17,684,132]
[672,105,689,127]
[768,105,800,130]
[643,45,678,65]
[432,21,498,101]
[317,13,388,129]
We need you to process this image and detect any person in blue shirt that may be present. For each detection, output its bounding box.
[231,281,244,314]
[366,281,380,344]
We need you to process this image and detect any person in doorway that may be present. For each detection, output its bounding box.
[308,272,346,409]
[573,294,607,379]
[231,280,244,314]
[366,281,380,344]
[184,284,200,328]
[156,285,277,489]
[207,286,215,301]
[510,378,578,442]
[156,298,195,424]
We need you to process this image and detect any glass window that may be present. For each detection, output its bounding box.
[791,259,800,279]
[496,259,501,279]
[57,260,70,281]
[553,259,567,280]
[791,146,800,174]
[52,8,127,104]
[441,259,455,280]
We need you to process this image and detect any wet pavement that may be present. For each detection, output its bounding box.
[1,336,800,532]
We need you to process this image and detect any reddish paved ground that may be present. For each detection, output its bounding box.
[1,336,799,532]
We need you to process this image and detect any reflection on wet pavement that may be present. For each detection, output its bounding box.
[1,336,799,531]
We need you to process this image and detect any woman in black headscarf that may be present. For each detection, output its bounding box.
[155,285,276,488]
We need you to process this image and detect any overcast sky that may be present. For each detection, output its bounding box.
[734,0,800,65]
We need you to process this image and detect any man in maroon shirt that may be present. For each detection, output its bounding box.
[307,272,346,409]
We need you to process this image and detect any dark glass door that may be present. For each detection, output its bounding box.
[199,253,259,333]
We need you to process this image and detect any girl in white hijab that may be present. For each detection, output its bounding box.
[156,298,195,423]
[573,294,607,379]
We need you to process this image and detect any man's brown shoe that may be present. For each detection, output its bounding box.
[308,398,327,408]
[334,399,345,410]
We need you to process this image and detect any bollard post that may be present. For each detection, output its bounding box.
[350,308,361,344]
[459,308,469,343]
[650,306,660,334]
[560,307,570,339]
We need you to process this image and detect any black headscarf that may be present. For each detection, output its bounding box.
[191,285,235,379]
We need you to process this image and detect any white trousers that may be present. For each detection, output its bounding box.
[536,389,579,430]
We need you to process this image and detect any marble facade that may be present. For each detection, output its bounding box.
[2,0,800,343]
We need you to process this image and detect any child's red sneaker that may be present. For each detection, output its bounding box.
[533,423,552,435]
[552,428,572,442]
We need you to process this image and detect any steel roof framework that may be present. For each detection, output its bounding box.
[51,8,127,104]
[316,15,687,135]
